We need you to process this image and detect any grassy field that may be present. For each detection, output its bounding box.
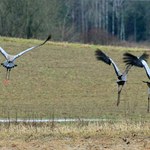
[0,37,149,149]
[0,36,149,120]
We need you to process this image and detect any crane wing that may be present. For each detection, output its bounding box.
[141,60,150,80]
[109,58,122,77]
[123,52,148,67]
[95,49,122,77]
[0,47,9,60]
[13,35,51,60]
[123,52,150,79]
[95,49,111,65]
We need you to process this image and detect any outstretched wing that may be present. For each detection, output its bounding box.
[123,52,150,79]
[13,35,51,60]
[95,49,111,65]
[95,49,122,77]
[123,52,148,67]
[0,47,9,60]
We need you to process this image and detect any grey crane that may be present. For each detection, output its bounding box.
[123,52,150,112]
[0,35,51,80]
[95,49,132,106]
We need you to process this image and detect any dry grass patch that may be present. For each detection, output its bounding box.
[0,121,149,149]
[0,121,149,140]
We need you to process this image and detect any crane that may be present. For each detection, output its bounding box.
[123,52,150,112]
[95,49,132,106]
[0,35,51,80]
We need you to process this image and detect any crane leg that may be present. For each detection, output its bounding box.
[148,94,150,113]
[8,69,11,80]
[6,69,8,80]
[147,88,150,113]
[6,69,11,80]
[117,85,123,106]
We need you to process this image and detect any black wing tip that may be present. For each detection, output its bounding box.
[95,49,103,58]
[123,52,139,66]
[143,81,150,83]
[45,34,51,42]
[95,49,103,54]
[123,52,135,57]
[40,34,51,46]
[47,34,51,41]
[140,52,149,61]
[123,52,149,68]
[95,49,111,65]
[123,52,149,60]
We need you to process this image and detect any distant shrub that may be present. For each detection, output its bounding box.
[80,28,120,45]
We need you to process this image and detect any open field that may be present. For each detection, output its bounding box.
[0,37,149,149]
[0,36,149,120]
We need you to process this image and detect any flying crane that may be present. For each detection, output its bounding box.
[95,49,132,106]
[0,35,51,80]
[123,52,150,112]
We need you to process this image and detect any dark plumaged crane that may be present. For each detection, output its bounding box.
[0,35,51,80]
[123,52,150,112]
[95,49,132,106]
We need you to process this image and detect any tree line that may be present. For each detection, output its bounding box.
[0,0,150,45]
